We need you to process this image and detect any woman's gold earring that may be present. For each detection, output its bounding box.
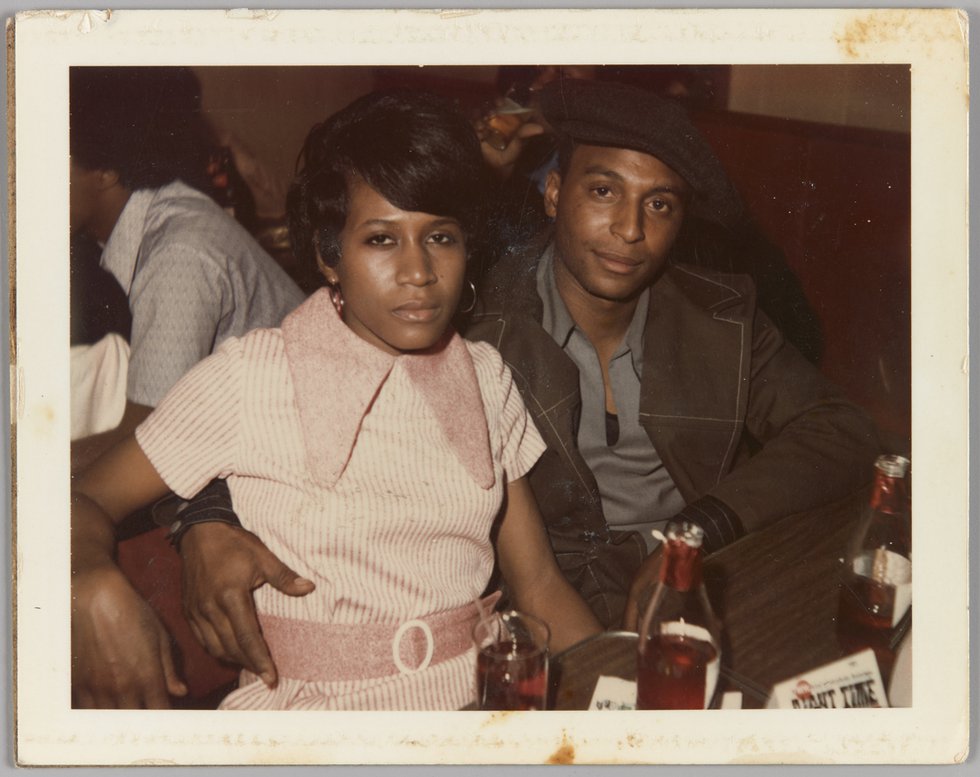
[459,280,477,314]
[328,284,344,314]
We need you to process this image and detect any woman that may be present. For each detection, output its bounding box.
[71,90,601,710]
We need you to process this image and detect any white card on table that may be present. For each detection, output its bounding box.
[588,675,637,711]
[767,648,889,709]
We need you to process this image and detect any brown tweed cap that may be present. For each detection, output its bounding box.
[540,79,743,228]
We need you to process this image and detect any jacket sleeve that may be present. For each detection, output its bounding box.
[706,308,881,534]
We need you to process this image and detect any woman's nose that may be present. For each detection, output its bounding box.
[397,243,437,286]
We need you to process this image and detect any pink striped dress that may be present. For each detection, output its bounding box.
[136,290,546,710]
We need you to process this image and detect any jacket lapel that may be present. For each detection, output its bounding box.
[474,245,585,489]
[640,265,752,495]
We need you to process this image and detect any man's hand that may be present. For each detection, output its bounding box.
[179,522,315,688]
[72,564,187,708]
[622,546,665,632]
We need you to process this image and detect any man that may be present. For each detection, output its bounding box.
[69,67,304,472]
[467,80,877,627]
[72,79,878,706]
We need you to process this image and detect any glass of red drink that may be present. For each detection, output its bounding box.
[472,610,550,710]
[637,625,719,710]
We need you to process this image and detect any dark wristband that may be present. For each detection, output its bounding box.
[675,495,745,554]
[155,478,243,550]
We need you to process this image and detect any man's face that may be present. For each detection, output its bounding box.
[544,144,688,304]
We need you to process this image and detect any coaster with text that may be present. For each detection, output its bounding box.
[768,649,889,709]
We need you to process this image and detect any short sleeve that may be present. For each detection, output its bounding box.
[135,336,244,499]
[126,242,229,407]
[472,342,546,483]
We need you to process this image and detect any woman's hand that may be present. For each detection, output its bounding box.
[71,563,186,708]
[622,546,664,632]
[179,522,315,687]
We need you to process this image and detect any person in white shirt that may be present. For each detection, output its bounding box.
[69,66,304,472]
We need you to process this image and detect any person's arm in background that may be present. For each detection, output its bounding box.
[478,121,546,182]
[72,436,186,708]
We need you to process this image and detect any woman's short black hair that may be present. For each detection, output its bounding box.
[287,89,488,273]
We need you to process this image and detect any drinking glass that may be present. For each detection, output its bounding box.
[472,610,550,710]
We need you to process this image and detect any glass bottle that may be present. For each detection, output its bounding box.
[836,454,911,683]
[636,521,722,710]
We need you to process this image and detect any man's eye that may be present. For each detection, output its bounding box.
[591,185,613,198]
[648,198,671,213]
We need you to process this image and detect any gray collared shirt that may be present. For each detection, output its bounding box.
[101,180,305,407]
[537,247,685,551]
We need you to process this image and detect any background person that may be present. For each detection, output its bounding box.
[69,67,304,473]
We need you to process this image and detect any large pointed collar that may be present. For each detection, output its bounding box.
[281,289,494,490]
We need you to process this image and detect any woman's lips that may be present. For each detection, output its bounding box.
[392,301,440,322]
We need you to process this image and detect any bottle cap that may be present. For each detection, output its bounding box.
[875,454,910,478]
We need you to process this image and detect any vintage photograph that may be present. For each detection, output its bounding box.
[11,8,968,766]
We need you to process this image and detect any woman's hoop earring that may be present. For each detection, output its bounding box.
[328,284,345,315]
[459,280,477,314]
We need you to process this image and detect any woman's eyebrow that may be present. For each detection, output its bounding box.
[429,217,462,228]
[357,216,461,228]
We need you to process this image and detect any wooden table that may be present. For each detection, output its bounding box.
[549,490,874,710]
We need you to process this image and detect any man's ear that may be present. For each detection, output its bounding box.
[96,168,121,191]
[543,169,562,219]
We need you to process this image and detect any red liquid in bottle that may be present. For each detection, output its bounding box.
[837,574,898,681]
[636,633,717,710]
[476,641,547,710]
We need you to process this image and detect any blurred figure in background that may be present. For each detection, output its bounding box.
[69,67,304,472]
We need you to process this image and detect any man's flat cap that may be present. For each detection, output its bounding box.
[540,79,743,228]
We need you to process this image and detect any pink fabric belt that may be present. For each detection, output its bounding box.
[258,592,502,683]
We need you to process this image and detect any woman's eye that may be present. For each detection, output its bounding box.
[366,234,395,246]
[428,232,458,245]
[648,198,671,213]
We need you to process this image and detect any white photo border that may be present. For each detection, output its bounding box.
[11,7,969,766]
